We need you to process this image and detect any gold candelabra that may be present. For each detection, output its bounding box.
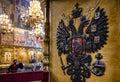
[30,23,45,38]
[21,0,45,26]
[0,13,14,33]
[21,0,45,38]
[0,4,14,33]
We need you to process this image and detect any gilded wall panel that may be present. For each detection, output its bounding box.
[50,0,120,82]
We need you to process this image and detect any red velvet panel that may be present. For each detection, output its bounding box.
[0,71,49,82]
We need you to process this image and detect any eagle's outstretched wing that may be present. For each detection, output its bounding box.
[86,7,108,53]
[56,19,70,55]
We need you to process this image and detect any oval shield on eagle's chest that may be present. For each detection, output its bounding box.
[72,37,83,54]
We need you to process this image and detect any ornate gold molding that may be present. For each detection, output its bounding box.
[44,0,50,56]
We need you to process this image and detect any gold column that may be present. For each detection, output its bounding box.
[44,0,50,56]
[43,0,50,71]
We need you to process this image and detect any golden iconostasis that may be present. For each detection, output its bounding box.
[0,46,44,65]
[0,0,49,71]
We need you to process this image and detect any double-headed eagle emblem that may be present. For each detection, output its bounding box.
[56,3,108,82]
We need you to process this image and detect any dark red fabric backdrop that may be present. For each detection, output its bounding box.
[0,71,49,82]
